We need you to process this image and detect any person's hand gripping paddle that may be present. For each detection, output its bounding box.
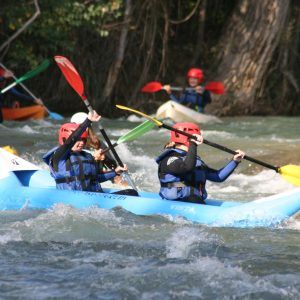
[116,105,300,187]
[54,56,139,193]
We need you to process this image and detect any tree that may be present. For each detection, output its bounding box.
[100,0,132,113]
[210,0,290,115]
[0,0,40,59]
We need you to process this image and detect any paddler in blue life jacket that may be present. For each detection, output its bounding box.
[43,110,138,196]
[70,112,128,187]
[0,66,43,123]
[163,68,212,113]
[156,122,245,204]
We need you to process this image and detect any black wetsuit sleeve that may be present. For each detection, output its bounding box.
[9,87,34,102]
[160,143,197,175]
[51,118,92,169]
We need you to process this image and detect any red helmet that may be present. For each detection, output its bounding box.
[58,123,88,145]
[187,68,204,82]
[170,122,201,147]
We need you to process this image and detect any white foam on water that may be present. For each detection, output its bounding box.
[280,216,300,230]
[127,114,147,122]
[0,229,22,244]
[208,169,296,198]
[33,119,57,127]
[266,134,300,143]
[10,204,124,242]
[138,256,298,298]
[111,143,159,190]
[166,227,222,258]
[18,125,39,134]
[187,257,297,297]
[203,130,237,139]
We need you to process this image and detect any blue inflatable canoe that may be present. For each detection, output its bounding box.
[0,148,299,227]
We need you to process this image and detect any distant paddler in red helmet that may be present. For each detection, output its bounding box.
[43,110,129,193]
[163,68,212,113]
[156,122,245,204]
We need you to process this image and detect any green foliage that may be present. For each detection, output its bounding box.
[1,0,123,67]
[1,0,299,115]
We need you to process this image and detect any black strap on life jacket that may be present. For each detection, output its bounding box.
[55,174,98,184]
[56,154,98,191]
[74,154,88,190]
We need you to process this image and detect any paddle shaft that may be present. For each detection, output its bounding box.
[170,87,193,92]
[0,63,64,119]
[84,99,139,191]
[1,82,17,94]
[0,63,38,100]
[171,85,222,94]
[161,123,279,172]
[99,125,138,191]
[102,142,117,154]
[54,56,138,190]
[1,60,50,94]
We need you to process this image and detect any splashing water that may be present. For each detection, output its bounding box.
[0,116,299,298]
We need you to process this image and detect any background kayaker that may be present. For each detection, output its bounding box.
[156,122,245,204]
[43,110,138,196]
[0,66,43,123]
[70,112,128,187]
[163,68,212,113]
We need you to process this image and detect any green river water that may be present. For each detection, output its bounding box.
[0,115,299,299]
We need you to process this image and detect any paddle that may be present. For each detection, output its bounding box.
[141,81,225,95]
[116,105,300,187]
[0,59,51,94]
[0,63,64,120]
[101,120,155,154]
[54,55,139,192]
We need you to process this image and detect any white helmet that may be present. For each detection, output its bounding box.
[70,112,88,124]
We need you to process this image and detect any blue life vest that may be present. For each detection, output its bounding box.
[173,90,211,113]
[182,90,203,111]
[156,148,208,201]
[43,147,101,192]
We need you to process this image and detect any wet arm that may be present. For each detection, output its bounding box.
[162,143,197,174]
[97,170,117,183]
[9,87,34,102]
[206,160,239,182]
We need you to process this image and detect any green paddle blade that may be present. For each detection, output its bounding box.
[1,59,51,94]
[16,59,51,83]
[117,120,155,144]
[279,165,300,186]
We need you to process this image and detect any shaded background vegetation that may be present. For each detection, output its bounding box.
[1,0,299,117]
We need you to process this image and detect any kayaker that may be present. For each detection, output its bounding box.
[70,112,128,187]
[156,122,245,204]
[43,110,137,196]
[0,66,43,123]
[163,68,212,113]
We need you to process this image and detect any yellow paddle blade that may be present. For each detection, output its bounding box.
[116,105,163,126]
[1,146,19,156]
[278,165,300,186]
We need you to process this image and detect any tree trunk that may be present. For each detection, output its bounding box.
[209,0,290,115]
[191,0,207,66]
[99,0,132,114]
[0,0,40,57]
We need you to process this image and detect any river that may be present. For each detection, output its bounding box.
[0,115,299,299]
